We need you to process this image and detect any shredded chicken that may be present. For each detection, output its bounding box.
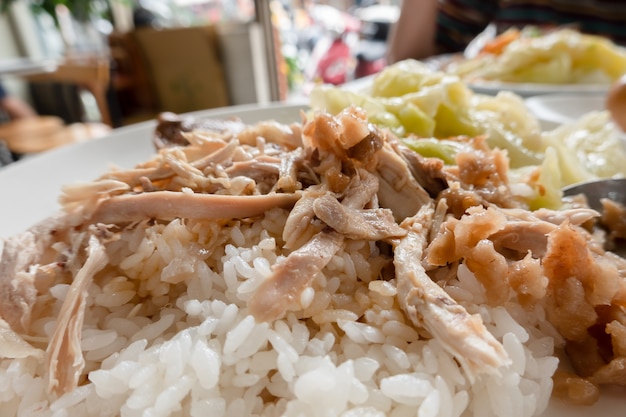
[426,195,626,402]
[247,107,437,322]
[0,215,70,333]
[89,191,302,225]
[374,142,433,221]
[313,195,406,240]
[0,318,43,360]
[393,204,511,381]
[249,228,344,322]
[46,233,108,395]
[601,198,626,250]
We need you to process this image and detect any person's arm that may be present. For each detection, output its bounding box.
[0,96,37,119]
[0,83,36,119]
[386,0,439,63]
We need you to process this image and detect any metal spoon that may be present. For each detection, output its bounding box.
[562,178,626,212]
[562,178,626,256]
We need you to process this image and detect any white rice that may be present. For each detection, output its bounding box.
[0,207,561,417]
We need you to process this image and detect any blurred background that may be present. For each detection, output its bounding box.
[0,0,400,127]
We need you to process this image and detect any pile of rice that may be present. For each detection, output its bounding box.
[1,205,560,417]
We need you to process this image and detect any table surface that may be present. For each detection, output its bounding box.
[0,57,58,77]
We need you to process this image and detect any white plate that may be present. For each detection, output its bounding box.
[0,101,623,416]
[469,80,610,98]
[525,93,608,129]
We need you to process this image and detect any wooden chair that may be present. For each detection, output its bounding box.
[0,115,110,154]
[25,55,113,126]
[130,26,230,114]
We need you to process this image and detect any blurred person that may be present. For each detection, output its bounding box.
[387,0,626,63]
[0,81,37,166]
[0,81,37,121]
[132,4,159,28]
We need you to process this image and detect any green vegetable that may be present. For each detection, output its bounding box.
[385,101,435,137]
[528,147,564,210]
[402,137,463,165]
[433,104,478,138]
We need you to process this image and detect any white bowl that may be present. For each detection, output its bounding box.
[524,93,607,130]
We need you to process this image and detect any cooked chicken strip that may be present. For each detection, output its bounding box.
[282,186,327,250]
[99,166,176,189]
[375,142,432,221]
[502,207,599,227]
[60,180,131,214]
[601,198,626,241]
[395,141,448,197]
[273,148,304,194]
[0,236,40,333]
[248,228,343,322]
[89,191,301,225]
[224,160,281,183]
[341,169,379,209]
[313,194,406,240]
[237,120,303,149]
[154,111,242,148]
[0,215,69,333]
[45,234,108,395]
[489,221,556,258]
[191,138,238,170]
[393,204,510,381]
